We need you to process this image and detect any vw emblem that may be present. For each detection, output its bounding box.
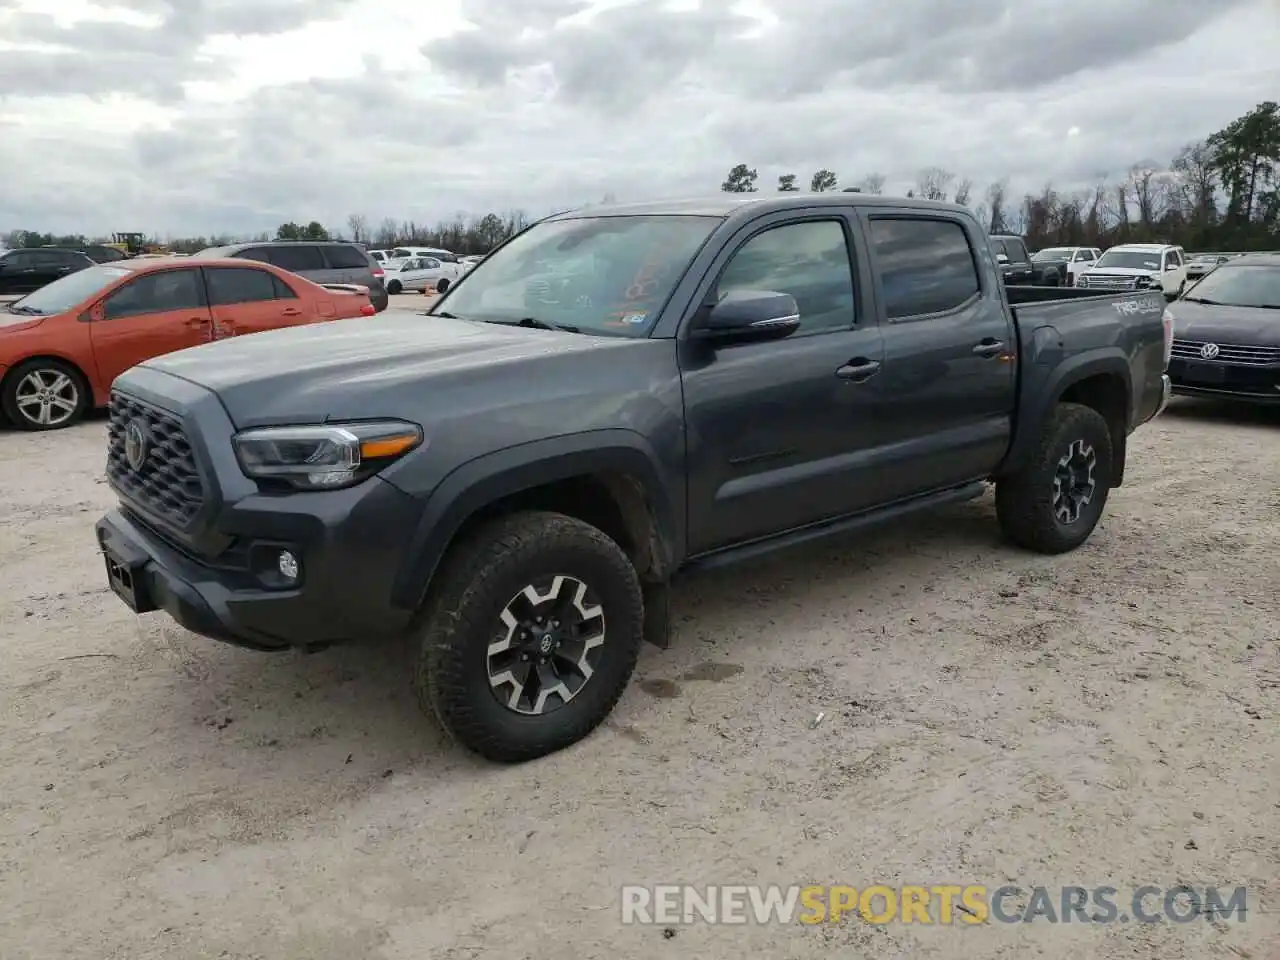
[1200,342,1220,360]
[123,421,147,472]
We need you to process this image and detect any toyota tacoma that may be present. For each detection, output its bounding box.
[96,195,1172,762]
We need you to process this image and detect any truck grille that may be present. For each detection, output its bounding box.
[1079,274,1138,291]
[106,392,206,529]
[1171,339,1280,365]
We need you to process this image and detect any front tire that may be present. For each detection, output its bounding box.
[386,279,402,295]
[995,402,1113,554]
[414,511,644,762]
[2,359,89,431]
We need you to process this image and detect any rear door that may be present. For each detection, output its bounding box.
[203,265,310,336]
[861,211,1015,495]
[680,210,890,554]
[90,267,213,386]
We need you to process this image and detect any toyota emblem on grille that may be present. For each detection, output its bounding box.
[1200,342,1220,360]
[124,421,147,471]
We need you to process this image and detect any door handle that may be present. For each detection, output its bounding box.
[184,316,209,327]
[281,307,302,316]
[835,358,881,382]
[972,339,1005,357]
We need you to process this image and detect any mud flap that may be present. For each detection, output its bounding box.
[642,582,671,649]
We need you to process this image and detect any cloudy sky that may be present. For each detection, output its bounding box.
[1,0,1277,238]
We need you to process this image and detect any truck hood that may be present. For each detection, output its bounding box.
[1084,267,1160,279]
[139,312,636,427]
[1168,300,1280,346]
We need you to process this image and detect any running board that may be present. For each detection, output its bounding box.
[682,482,987,574]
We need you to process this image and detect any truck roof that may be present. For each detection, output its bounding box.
[547,193,973,221]
[1109,242,1180,252]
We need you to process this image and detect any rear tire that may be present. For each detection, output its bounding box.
[413,511,644,762]
[1,358,90,431]
[995,402,1113,554]
[386,279,402,295]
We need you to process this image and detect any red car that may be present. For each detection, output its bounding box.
[0,257,377,430]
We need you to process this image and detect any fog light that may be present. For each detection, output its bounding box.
[277,550,299,582]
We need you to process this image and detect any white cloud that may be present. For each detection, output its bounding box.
[0,0,1276,237]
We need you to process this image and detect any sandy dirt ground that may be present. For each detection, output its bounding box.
[0,398,1276,960]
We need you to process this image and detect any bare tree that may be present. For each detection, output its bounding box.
[953,178,973,207]
[374,217,399,247]
[915,166,955,201]
[1111,181,1131,238]
[985,179,1010,233]
[857,172,886,195]
[346,214,369,243]
[1127,164,1162,228]
[1171,141,1218,226]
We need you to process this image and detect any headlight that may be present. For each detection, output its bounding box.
[232,420,423,490]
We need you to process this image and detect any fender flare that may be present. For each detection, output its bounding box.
[1000,349,1133,476]
[389,429,680,610]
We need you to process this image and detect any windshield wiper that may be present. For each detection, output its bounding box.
[481,316,580,333]
[6,304,43,315]
[1181,297,1221,305]
[433,310,460,319]
[520,316,579,332]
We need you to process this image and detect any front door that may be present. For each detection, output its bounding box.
[680,214,889,555]
[91,267,213,386]
[203,265,309,335]
[862,212,1016,496]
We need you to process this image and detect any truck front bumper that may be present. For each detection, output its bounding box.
[95,478,422,652]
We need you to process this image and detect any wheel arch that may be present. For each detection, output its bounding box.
[1,353,98,409]
[390,431,681,612]
[1002,351,1133,485]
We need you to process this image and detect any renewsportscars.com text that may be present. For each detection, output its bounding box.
[620,884,1248,926]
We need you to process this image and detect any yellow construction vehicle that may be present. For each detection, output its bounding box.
[107,232,170,257]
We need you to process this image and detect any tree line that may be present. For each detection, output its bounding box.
[6,102,1275,257]
[720,101,1280,252]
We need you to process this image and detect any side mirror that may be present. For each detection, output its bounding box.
[996,253,1010,265]
[691,290,800,344]
[435,277,450,294]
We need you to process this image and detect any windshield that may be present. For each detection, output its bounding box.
[1183,264,1280,308]
[1033,248,1072,261]
[8,265,132,316]
[1094,251,1162,271]
[432,214,720,336]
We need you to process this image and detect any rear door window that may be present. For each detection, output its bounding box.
[205,266,282,304]
[236,247,272,262]
[266,245,326,272]
[272,275,298,299]
[322,244,372,269]
[870,217,982,320]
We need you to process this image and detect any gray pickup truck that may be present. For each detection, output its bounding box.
[96,195,1172,762]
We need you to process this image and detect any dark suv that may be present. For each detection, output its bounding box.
[192,241,388,311]
[0,247,95,294]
